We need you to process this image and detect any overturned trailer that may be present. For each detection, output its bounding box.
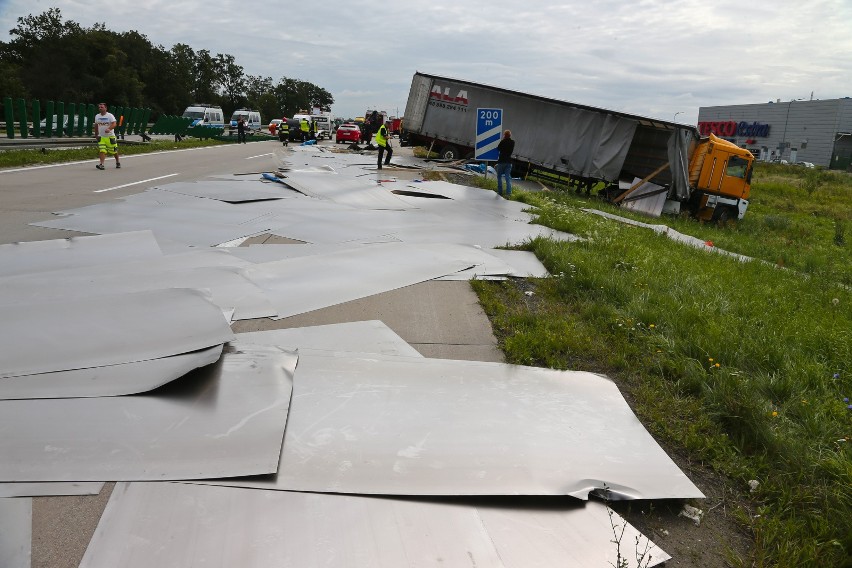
[402,71,754,221]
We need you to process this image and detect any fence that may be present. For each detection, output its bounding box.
[2,97,151,139]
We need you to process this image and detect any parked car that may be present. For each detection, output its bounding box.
[335,123,361,144]
[32,114,72,135]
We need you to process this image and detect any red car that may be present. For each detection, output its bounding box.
[335,123,361,144]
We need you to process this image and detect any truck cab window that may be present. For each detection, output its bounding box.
[726,156,748,179]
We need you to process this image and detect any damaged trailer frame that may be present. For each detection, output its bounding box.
[401,71,754,221]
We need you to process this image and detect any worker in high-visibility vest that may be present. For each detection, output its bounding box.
[375,122,392,170]
[278,119,289,146]
[300,118,310,142]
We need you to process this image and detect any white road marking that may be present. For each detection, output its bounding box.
[0,142,274,174]
[245,153,274,159]
[94,174,179,193]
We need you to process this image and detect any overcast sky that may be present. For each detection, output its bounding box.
[2,0,850,124]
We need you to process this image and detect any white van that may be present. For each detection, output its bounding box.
[229,109,263,133]
[293,113,334,140]
[181,104,225,128]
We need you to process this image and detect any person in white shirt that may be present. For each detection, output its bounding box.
[93,102,121,170]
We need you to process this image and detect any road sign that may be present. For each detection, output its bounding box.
[475,108,503,161]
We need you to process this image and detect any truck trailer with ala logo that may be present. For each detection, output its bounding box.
[401,71,755,222]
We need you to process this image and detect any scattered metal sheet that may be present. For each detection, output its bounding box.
[0,231,162,278]
[484,249,551,277]
[1,289,233,380]
[621,178,667,217]
[234,320,423,358]
[0,255,274,320]
[436,248,549,280]
[32,194,275,247]
[279,170,414,210]
[0,497,31,568]
[0,345,223,400]
[212,352,703,500]
[0,346,296,482]
[80,482,668,568]
[0,483,104,498]
[583,209,754,262]
[243,242,477,320]
[154,181,297,203]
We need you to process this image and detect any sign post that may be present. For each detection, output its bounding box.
[475,108,503,179]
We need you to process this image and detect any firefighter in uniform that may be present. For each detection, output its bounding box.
[300,118,310,142]
[278,119,289,146]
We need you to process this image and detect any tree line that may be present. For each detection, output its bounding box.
[0,8,334,122]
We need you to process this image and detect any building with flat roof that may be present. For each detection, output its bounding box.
[698,98,852,170]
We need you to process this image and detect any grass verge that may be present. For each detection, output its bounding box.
[0,138,230,169]
[468,163,851,567]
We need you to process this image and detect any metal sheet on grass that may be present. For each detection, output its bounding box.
[0,347,296,481]
[81,482,667,568]
[224,353,702,500]
[1,289,233,379]
[0,345,223,400]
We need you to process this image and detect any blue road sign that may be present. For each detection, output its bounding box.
[475,108,503,161]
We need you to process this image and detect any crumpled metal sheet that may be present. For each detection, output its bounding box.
[0,345,222,400]
[1,289,233,380]
[80,482,668,568]
[209,352,703,500]
[0,347,296,482]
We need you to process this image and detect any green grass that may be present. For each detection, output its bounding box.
[0,138,231,169]
[471,163,852,567]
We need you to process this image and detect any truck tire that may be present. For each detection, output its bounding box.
[440,145,459,160]
[712,206,735,225]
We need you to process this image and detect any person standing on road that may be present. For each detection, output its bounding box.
[496,129,515,197]
[237,117,247,144]
[278,119,289,146]
[375,122,393,170]
[93,103,121,170]
[300,118,310,142]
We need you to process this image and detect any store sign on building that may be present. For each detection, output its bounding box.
[698,121,770,137]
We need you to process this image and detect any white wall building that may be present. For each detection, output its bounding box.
[698,98,852,170]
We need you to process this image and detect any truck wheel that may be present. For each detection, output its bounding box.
[440,145,459,160]
[713,206,734,225]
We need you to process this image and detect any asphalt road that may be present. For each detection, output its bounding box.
[3,140,506,568]
[0,140,285,245]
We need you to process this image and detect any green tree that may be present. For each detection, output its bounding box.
[215,53,245,113]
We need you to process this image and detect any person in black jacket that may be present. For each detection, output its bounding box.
[496,130,515,197]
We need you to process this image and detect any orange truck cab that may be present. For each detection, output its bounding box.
[688,133,754,222]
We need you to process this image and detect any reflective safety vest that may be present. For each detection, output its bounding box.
[281,122,289,132]
[375,125,388,147]
[300,119,309,133]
